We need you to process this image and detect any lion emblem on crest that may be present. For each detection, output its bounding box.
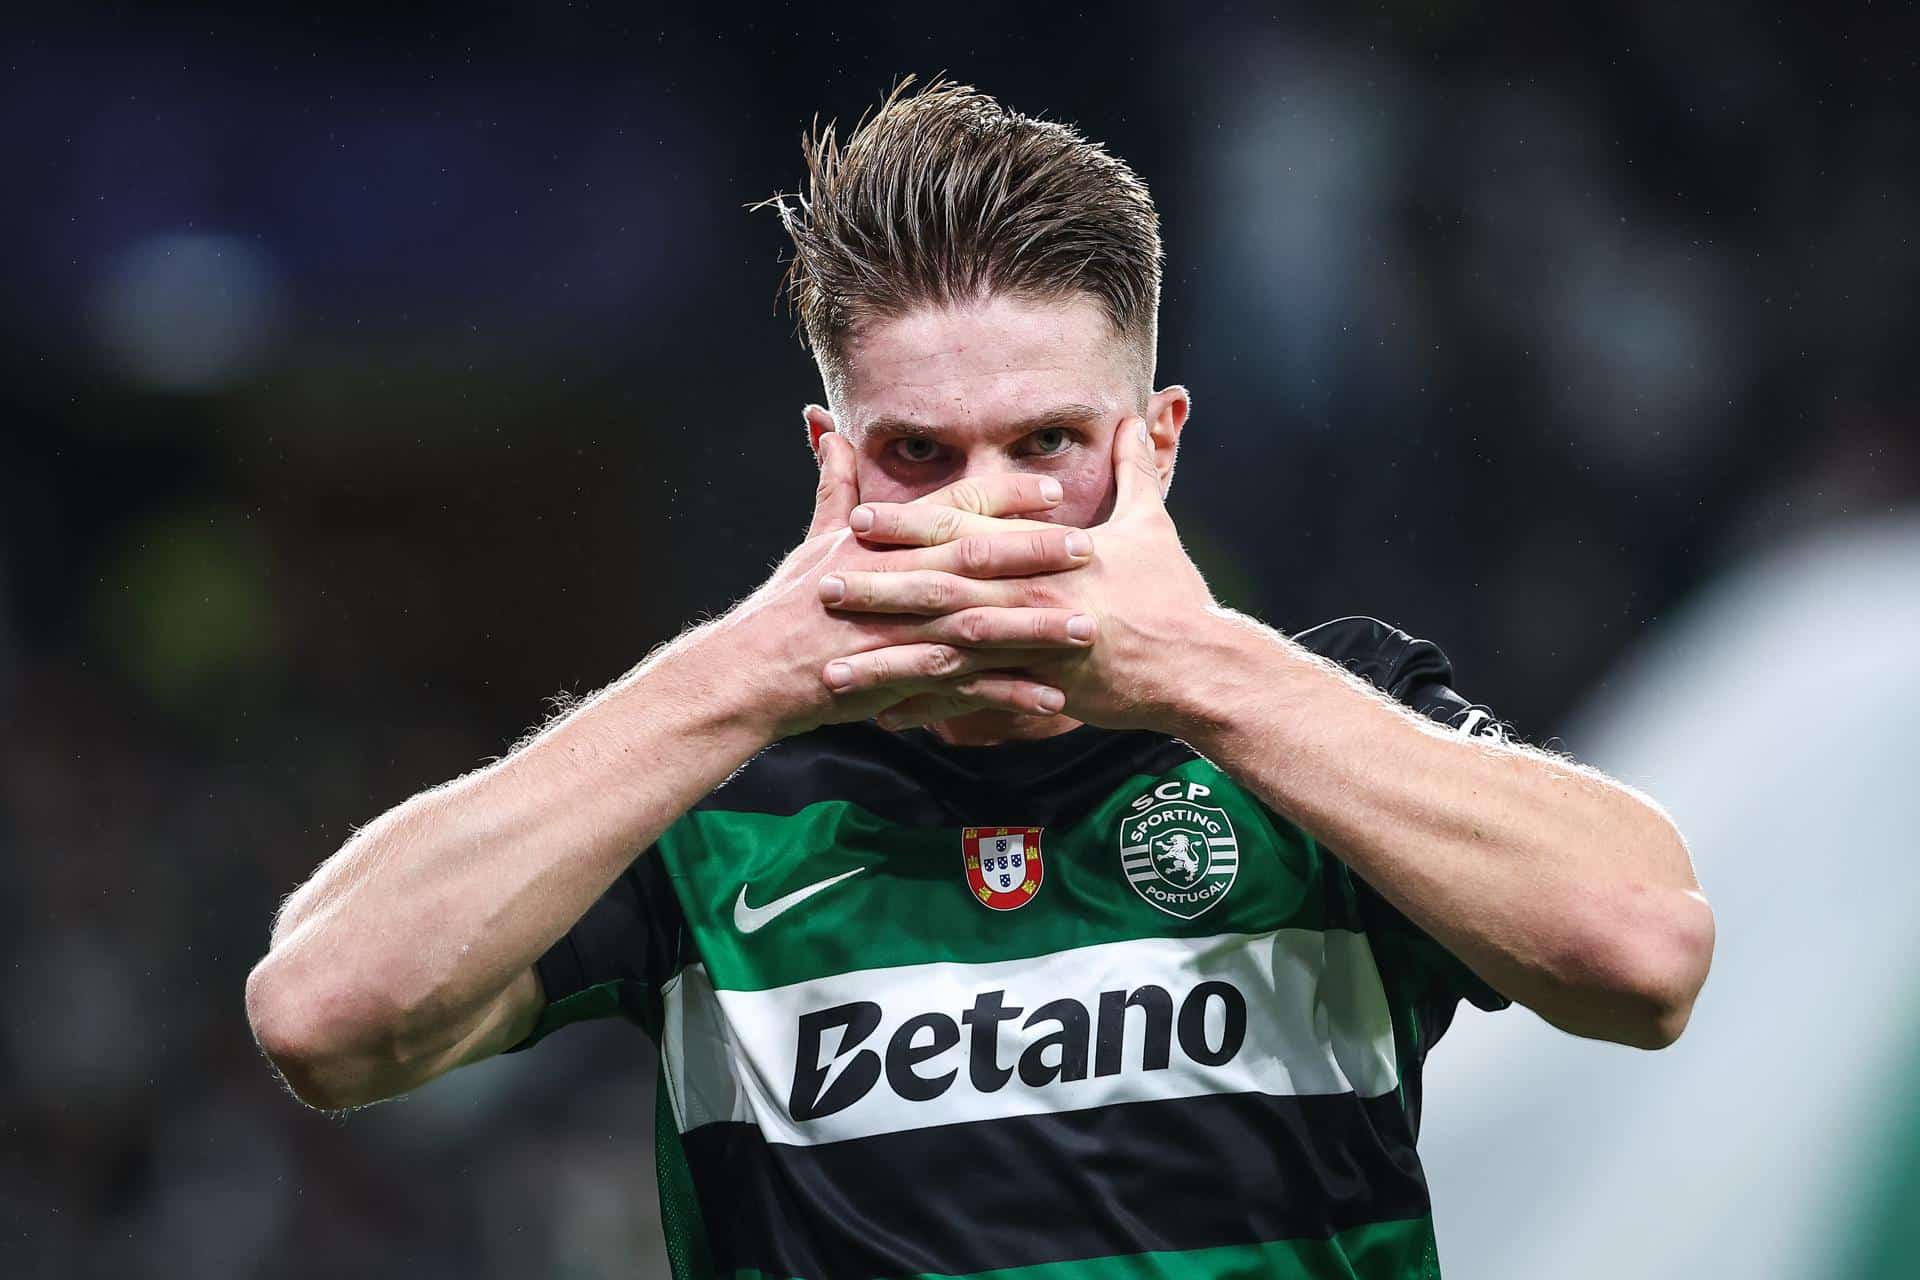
[1153,831,1205,884]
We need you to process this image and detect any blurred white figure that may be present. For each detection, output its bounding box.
[1423,510,1920,1280]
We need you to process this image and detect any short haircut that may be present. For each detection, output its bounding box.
[760,77,1163,395]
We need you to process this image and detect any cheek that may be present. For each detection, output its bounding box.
[852,462,924,505]
[1048,452,1116,528]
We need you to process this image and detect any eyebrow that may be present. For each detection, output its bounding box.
[860,403,1106,440]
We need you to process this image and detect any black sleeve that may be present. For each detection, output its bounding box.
[505,845,691,1050]
[1290,616,1517,1022]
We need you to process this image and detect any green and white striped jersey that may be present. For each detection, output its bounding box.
[514,616,1512,1279]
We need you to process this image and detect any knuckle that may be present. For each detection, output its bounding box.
[959,535,993,574]
[930,509,964,546]
[958,610,991,645]
[924,644,961,676]
[949,480,986,513]
[920,575,954,611]
[1028,530,1053,563]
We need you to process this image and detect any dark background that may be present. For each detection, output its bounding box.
[4,3,1917,1276]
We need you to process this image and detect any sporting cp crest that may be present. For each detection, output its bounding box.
[963,827,1044,911]
[1119,785,1239,920]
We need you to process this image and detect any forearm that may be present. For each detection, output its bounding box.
[247,620,774,1102]
[1168,611,1713,1048]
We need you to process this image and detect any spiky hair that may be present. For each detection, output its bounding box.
[759,77,1163,391]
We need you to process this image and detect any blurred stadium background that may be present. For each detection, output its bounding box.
[4,4,1917,1277]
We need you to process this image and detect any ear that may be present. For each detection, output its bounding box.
[1144,386,1191,497]
[804,404,838,460]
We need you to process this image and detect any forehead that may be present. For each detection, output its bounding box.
[834,294,1134,436]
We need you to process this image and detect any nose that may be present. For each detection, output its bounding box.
[953,446,1024,481]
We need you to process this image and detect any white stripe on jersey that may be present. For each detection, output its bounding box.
[659,928,1400,1148]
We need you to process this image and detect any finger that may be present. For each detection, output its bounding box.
[806,428,861,538]
[915,526,1094,579]
[820,569,1038,615]
[850,500,1055,547]
[821,642,970,693]
[876,679,1065,730]
[1111,415,1167,515]
[910,471,1065,518]
[931,674,1067,717]
[821,643,1065,696]
[924,607,1096,650]
[870,693,956,731]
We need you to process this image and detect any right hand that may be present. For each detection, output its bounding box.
[715,432,1098,738]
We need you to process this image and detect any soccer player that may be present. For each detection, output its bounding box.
[246,80,1714,1278]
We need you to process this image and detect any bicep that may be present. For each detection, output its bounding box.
[383,968,548,1098]
[441,966,545,1073]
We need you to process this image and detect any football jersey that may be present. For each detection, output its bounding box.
[512,615,1514,1279]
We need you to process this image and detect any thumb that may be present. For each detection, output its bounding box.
[1111,416,1166,515]
[807,429,861,537]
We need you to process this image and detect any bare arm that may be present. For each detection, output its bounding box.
[244,623,783,1108]
[244,441,1099,1109]
[1169,614,1715,1049]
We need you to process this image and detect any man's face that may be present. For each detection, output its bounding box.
[808,294,1186,528]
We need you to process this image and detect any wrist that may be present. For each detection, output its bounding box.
[1154,607,1300,745]
[616,614,790,751]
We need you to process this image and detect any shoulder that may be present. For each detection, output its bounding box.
[695,721,903,818]
[1290,614,1452,698]
[1292,614,1512,744]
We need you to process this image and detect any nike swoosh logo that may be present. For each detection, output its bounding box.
[733,867,867,934]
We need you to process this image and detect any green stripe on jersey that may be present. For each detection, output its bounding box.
[661,759,1369,993]
[722,1214,1442,1280]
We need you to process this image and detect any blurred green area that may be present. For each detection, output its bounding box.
[94,507,282,712]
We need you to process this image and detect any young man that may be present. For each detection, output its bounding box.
[246,81,1713,1278]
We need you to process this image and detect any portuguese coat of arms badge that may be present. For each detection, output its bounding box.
[962,826,1044,911]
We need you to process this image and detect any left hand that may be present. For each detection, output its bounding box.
[822,417,1220,731]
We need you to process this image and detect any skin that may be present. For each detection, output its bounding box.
[803,293,1189,742]
[809,293,1713,1049]
[245,291,1713,1112]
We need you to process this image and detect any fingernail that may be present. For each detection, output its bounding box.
[1064,531,1093,558]
[1067,614,1095,642]
[1137,418,1152,446]
[1036,688,1066,713]
[825,661,854,690]
[819,575,846,604]
[849,506,874,532]
[1039,477,1063,503]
